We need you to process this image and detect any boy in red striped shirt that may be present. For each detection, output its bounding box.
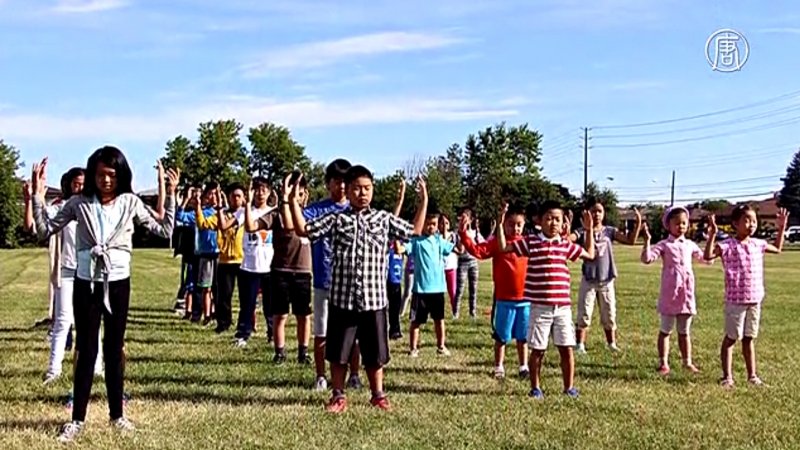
[499,200,595,399]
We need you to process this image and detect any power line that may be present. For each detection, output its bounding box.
[594,115,800,149]
[598,142,796,170]
[619,191,776,204]
[594,89,800,129]
[610,174,782,191]
[594,103,800,139]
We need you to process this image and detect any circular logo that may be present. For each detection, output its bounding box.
[705,28,749,72]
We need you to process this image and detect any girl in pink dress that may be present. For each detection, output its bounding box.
[641,206,709,376]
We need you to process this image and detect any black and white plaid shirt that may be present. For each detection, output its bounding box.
[306,207,414,311]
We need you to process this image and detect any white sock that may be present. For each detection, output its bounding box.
[519,365,529,372]
[576,343,586,351]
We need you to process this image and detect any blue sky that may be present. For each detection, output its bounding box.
[3,0,800,205]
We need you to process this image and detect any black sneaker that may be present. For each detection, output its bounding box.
[389,331,403,340]
[298,353,312,365]
[273,353,286,365]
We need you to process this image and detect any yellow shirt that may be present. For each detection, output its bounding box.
[197,209,244,264]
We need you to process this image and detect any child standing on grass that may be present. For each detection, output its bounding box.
[641,206,707,376]
[439,214,459,311]
[31,147,178,443]
[571,199,642,354]
[498,200,595,399]
[453,207,483,319]
[387,240,405,340]
[289,165,427,413]
[460,203,530,380]
[406,209,456,358]
[704,205,789,388]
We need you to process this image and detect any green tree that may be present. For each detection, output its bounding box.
[304,162,327,203]
[372,171,406,216]
[698,199,730,214]
[160,135,193,185]
[248,123,308,187]
[778,148,800,220]
[0,140,22,248]
[463,123,543,220]
[424,144,463,220]
[162,120,248,188]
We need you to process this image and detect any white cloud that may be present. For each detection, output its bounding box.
[0,95,519,142]
[51,0,129,14]
[758,27,800,35]
[240,31,464,77]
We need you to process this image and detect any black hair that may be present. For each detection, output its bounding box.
[538,200,564,218]
[507,202,526,218]
[666,207,688,223]
[344,165,373,185]
[225,182,246,196]
[585,197,602,209]
[325,158,352,183]
[288,170,308,188]
[252,176,270,191]
[731,204,755,222]
[60,167,85,200]
[457,206,474,218]
[82,146,133,198]
[203,181,219,196]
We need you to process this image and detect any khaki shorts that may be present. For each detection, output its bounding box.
[660,314,693,335]
[576,279,617,330]
[724,303,761,340]
[313,288,330,338]
[528,304,575,351]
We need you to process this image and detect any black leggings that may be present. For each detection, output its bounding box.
[72,278,130,422]
[215,263,240,330]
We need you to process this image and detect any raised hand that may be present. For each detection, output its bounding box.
[633,208,642,224]
[459,213,470,232]
[192,186,202,203]
[289,172,304,202]
[776,208,790,230]
[497,202,508,224]
[282,173,294,201]
[165,168,180,194]
[415,176,427,201]
[246,180,254,205]
[642,223,652,242]
[156,160,165,183]
[31,157,48,200]
[580,209,593,230]
[707,214,718,236]
[22,180,32,203]
[397,177,407,200]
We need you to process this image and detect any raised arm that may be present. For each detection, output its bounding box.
[765,208,790,254]
[579,210,596,260]
[23,181,33,232]
[196,193,218,231]
[152,160,167,221]
[640,223,661,264]
[616,208,642,245]
[411,177,428,235]
[133,167,178,238]
[287,177,309,237]
[393,178,406,217]
[243,182,262,233]
[279,173,296,231]
[703,214,722,261]
[30,158,76,240]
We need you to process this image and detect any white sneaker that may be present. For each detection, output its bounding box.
[607,342,621,352]
[57,421,83,443]
[111,417,135,432]
[314,376,328,392]
[494,366,506,379]
[43,372,61,385]
[234,338,247,348]
[437,346,451,357]
[575,343,587,355]
[409,349,420,358]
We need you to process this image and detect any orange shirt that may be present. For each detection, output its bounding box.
[459,231,527,302]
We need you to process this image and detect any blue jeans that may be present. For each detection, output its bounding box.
[235,270,271,341]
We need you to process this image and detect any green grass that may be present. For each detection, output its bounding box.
[1,246,800,449]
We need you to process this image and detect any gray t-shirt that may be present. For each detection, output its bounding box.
[575,226,618,283]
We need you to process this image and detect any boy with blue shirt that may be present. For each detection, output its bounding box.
[387,241,405,340]
[407,210,456,357]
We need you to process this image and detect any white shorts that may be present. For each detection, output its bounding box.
[660,314,693,335]
[576,279,617,330]
[528,304,575,351]
[724,303,761,340]
[313,288,330,338]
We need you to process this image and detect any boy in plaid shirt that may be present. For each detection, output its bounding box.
[289,165,427,412]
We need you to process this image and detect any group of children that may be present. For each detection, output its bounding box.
[21,145,790,442]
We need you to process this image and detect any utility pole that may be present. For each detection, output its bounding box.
[670,170,676,206]
[583,127,589,194]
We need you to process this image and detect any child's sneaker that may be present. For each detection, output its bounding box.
[111,417,135,432]
[720,378,735,389]
[436,346,451,357]
[748,376,767,387]
[607,342,621,352]
[370,395,392,411]
[564,387,580,398]
[325,395,347,413]
[273,353,286,365]
[493,366,505,379]
[43,372,60,385]
[298,353,312,365]
[528,388,544,400]
[57,421,83,443]
[409,349,420,358]
[657,365,671,376]
[234,338,247,348]
[575,343,587,355]
[389,331,403,340]
[519,366,530,379]
[314,376,328,392]
[347,374,363,390]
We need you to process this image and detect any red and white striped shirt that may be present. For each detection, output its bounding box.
[513,233,583,306]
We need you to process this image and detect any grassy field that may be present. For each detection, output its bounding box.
[1,246,800,449]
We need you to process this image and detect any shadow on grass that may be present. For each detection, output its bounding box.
[131,389,312,407]
[0,418,64,432]
[389,366,488,376]
[127,373,310,390]
[385,381,484,396]
[0,367,45,378]
[129,354,254,365]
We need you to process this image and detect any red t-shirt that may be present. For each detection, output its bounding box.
[513,234,583,306]
[460,232,527,302]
